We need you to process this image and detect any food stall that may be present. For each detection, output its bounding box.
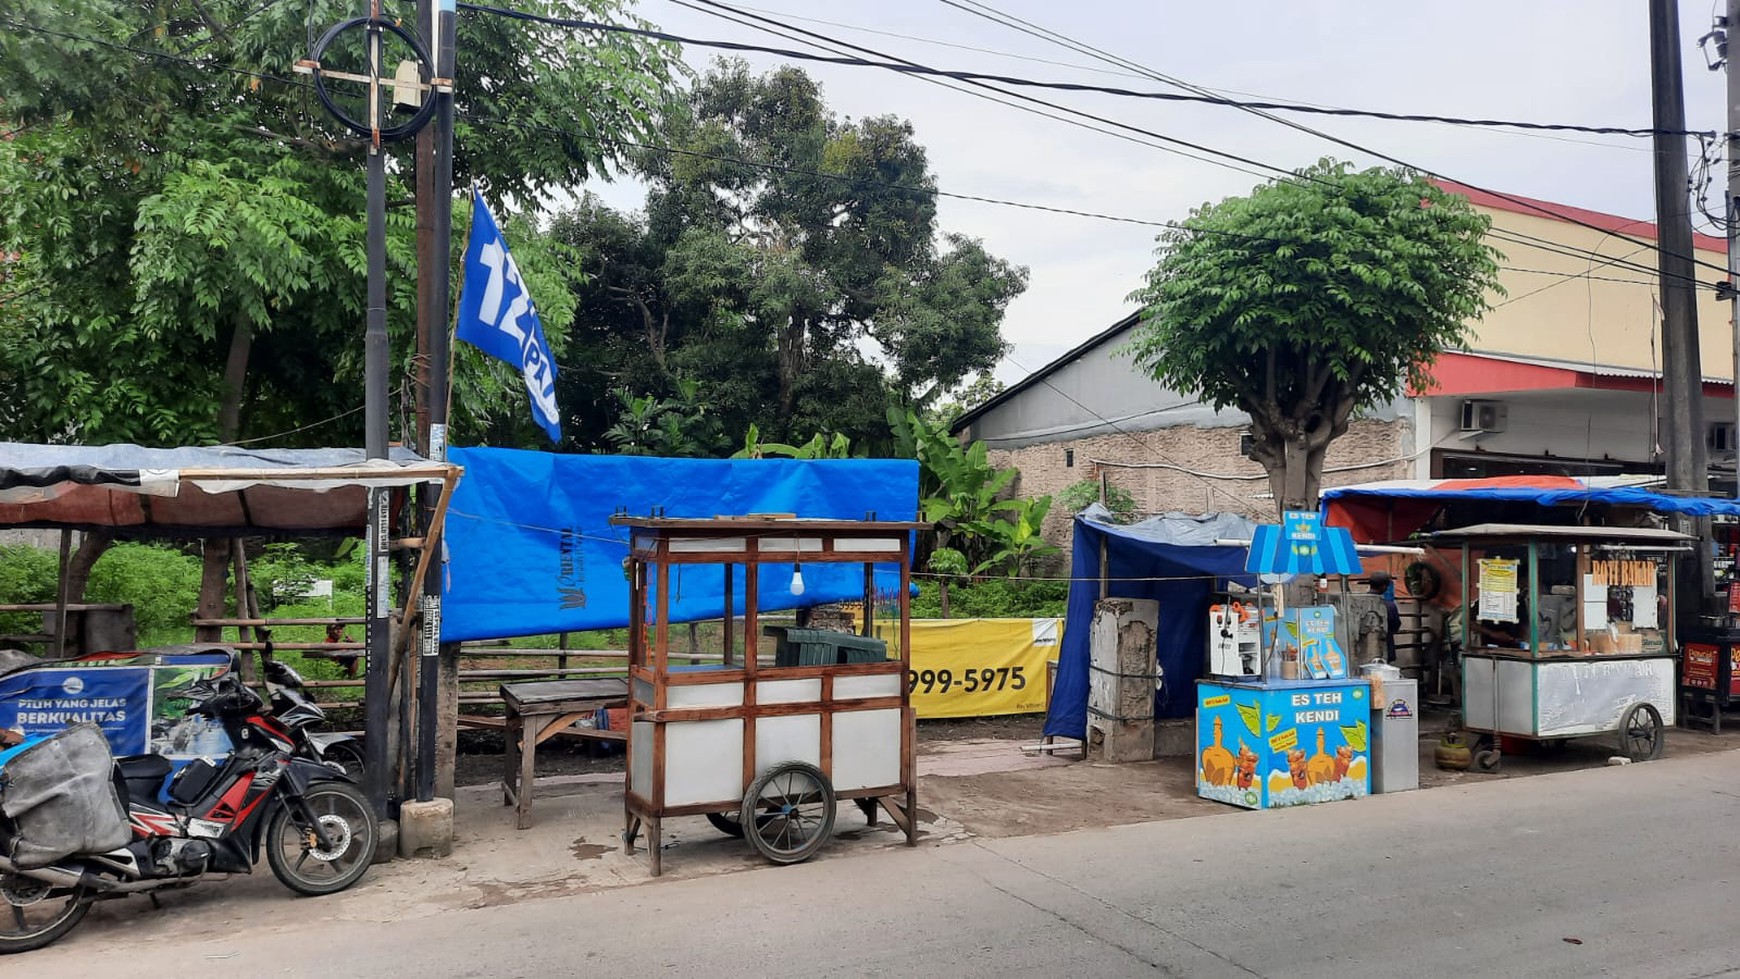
[1434,524,1686,772]
[1197,511,1373,810]
[613,515,924,876]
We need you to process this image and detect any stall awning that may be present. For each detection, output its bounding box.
[0,443,456,535]
[1322,475,1740,543]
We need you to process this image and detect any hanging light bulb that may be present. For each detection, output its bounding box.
[790,563,806,596]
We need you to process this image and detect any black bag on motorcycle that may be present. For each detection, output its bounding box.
[0,722,132,869]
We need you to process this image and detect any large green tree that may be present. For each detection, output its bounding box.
[552,60,1028,451]
[0,0,677,608]
[1124,159,1502,513]
[0,0,677,449]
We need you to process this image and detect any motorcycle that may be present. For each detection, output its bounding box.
[261,657,367,778]
[0,657,378,953]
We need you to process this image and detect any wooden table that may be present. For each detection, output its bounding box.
[500,678,629,829]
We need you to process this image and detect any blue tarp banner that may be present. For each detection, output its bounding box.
[0,653,232,761]
[441,450,920,642]
[1042,508,1257,740]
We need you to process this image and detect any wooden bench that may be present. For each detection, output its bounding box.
[500,678,629,829]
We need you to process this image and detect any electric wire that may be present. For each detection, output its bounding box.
[461,1,1709,139]
[935,0,1737,282]
[10,15,1714,291]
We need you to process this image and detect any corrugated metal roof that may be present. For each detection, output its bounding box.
[1463,349,1733,386]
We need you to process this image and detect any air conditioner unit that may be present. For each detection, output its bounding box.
[1459,399,1508,433]
[1708,422,1737,454]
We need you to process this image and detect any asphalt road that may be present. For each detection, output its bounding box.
[23,750,1740,978]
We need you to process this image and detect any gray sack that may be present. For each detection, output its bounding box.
[0,722,132,869]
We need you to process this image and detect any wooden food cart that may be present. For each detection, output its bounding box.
[1437,524,1687,772]
[613,515,925,876]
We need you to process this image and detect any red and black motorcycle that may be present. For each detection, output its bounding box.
[0,658,378,953]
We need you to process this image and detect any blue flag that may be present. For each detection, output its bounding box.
[456,191,561,443]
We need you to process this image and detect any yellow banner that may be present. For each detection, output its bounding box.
[905,618,1060,719]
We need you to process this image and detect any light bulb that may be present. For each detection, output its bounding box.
[790,565,806,596]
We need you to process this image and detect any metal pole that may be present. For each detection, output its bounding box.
[362,11,393,818]
[1726,0,1740,504]
[1651,0,1714,620]
[415,0,457,804]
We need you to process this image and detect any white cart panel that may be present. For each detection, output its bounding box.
[832,709,901,792]
[665,719,744,805]
[835,673,902,700]
[755,713,822,772]
[631,720,654,799]
[1537,658,1676,737]
[757,678,822,704]
[668,681,744,709]
[1463,657,1538,735]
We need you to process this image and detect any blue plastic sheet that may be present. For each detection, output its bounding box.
[441,450,919,642]
[1042,508,1257,740]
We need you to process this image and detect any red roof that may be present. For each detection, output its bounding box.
[1432,179,1726,254]
[1416,350,1732,397]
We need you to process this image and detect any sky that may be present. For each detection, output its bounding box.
[577,0,1733,388]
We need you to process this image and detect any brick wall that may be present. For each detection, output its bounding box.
[989,418,1413,552]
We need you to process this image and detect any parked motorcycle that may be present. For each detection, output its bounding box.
[0,658,378,953]
[261,657,367,778]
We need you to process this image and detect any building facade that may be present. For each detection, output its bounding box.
[955,182,1736,550]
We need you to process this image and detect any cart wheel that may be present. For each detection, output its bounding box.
[1472,748,1502,774]
[1540,738,1568,753]
[1618,703,1665,762]
[742,761,836,866]
[706,811,746,839]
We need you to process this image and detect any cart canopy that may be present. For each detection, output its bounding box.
[0,442,452,535]
[1043,506,1257,740]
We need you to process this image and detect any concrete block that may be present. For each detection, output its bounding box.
[397,798,454,859]
[1087,598,1159,763]
[374,818,398,865]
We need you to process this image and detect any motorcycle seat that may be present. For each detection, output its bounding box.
[115,753,173,805]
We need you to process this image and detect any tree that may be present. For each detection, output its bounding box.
[0,0,677,607]
[1123,160,1501,513]
[551,60,1028,450]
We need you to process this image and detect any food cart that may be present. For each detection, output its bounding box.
[613,515,924,876]
[1435,523,1687,772]
[1197,511,1374,810]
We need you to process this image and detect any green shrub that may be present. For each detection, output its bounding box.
[911,578,1068,619]
[85,543,203,645]
[0,544,60,638]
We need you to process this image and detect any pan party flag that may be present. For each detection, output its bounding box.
[456,191,561,442]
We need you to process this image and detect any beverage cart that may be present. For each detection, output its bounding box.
[612,515,925,876]
[1434,523,1689,772]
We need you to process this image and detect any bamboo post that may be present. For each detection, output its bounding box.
[51,530,71,660]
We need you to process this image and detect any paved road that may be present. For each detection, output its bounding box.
[23,750,1740,978]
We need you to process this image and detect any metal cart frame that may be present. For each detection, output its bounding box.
[613,516,926,876]
[1436,523,1689,772]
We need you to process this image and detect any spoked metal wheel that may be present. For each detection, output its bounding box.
[266,782,379,896]
[0,872,92,954]
[742,761,836,865]
[1618,702,1665,762]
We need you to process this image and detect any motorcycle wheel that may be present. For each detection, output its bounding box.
[322,740,367,779]
[0,873,92,954]
[266,782,378,896]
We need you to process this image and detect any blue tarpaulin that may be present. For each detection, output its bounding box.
[1042,507,1257,739]
[441,449,919,642]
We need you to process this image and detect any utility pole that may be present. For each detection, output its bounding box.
[414,0,457,805]
[1650,0,1715,616]
[1721,1,1740,506]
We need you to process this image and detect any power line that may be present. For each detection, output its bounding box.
[462,1,1706,139]
[936,0,1738,283]
[672,0,1719,293]
[664,0,1274,182]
